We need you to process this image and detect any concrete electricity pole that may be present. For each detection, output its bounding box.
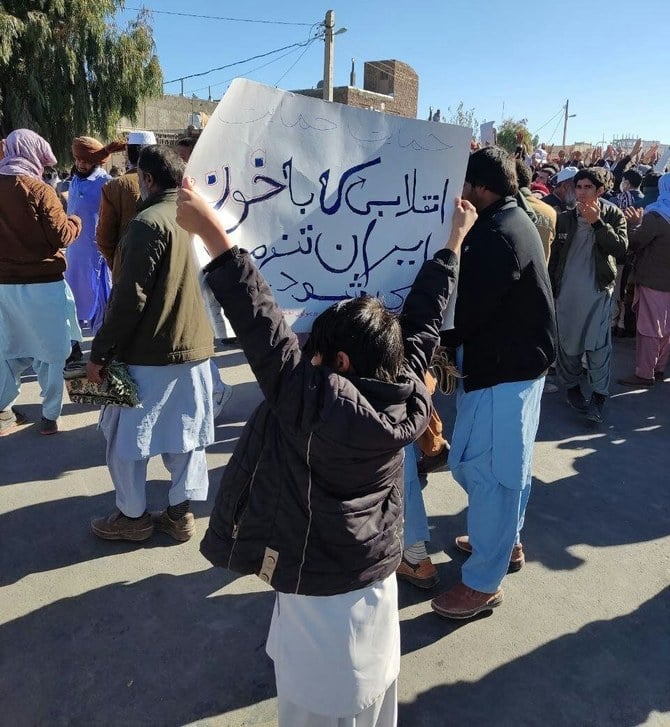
[562,99,576,146]
[322,10,335,101]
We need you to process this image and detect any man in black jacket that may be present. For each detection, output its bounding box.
[176,177,475,725]
[432,147,556,620]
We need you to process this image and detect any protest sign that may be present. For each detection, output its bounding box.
[655,147,670,172]
[480,121,496,146]
[187,79,471,331]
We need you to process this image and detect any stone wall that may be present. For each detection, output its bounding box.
[116,94,218,135]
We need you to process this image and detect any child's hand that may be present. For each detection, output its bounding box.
[446,197,477,252]
[177,177,234,257]
[176,177,219,237]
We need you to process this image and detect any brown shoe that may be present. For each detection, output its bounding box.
[431,582,503,620]
[454,535,525,572]
[151,510,196,542]
[91,510,153,542]
[396,556,439,589]
[618,375,654,387]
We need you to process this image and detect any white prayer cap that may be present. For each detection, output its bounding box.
[127,130,157,145]
[553,166,579,184]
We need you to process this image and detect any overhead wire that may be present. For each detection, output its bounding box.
[546,114,565,144]
[163,32,322,87]
[532,107,565,136]
[190,45,308,96]
[274,38,319,86]
[125,7,314,26]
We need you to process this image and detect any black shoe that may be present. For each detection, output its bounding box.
[66,341,83,365]
[566,385,588,413]
[39,417,58,435]
[586,393,607,423]
[417,443,449,475]
[655,371,666,382]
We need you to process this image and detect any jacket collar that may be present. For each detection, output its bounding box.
[476,195,517,220]
[137,188,178,212]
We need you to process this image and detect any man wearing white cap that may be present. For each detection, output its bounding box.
[96,130,156,283]
[543,166,578,213]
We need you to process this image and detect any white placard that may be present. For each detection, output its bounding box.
[187,79,471,331]
[654,147,670,172]
[480,121,496,146]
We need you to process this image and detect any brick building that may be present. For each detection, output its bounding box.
[292,59,418,118]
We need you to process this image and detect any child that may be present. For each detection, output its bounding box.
[176,178,475,726]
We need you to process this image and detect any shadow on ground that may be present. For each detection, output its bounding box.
[398,587,670,727]
[0,570,277,726]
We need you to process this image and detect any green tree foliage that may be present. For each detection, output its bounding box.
[0,1,162,161]
[496,118,534,154]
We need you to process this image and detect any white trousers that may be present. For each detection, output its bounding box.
[277,681,397,727]
[107,442,209,518]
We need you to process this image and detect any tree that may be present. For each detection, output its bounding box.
[496,118,534,154]
[446,102,479,134]
[428,102,479,136]
[0,2,162,162]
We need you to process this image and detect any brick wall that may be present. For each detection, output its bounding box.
[362,60,418,118]
[293,58,419,119]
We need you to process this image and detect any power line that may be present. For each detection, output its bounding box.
[546,114,565,145]
[164,35,321,86]
[532,107,565,136]
[190,46,307,95]
[274,38,318,86]
[125,7,314,26]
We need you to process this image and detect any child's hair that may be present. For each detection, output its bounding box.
[305,296,403,383]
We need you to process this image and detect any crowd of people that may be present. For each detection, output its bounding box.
[0,122,668,726]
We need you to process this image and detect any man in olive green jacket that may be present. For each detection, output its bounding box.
[548,167,628,423]
[87,146,215,543]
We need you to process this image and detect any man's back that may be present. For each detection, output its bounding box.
[96,169,141,278]
[453,197,556,391]
[91,189,213,367]
[525,192,557,260]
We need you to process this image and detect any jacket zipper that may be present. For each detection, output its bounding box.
[295,433,314,593]
[227,459,261,569]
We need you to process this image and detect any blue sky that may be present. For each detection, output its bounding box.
[117,0,670,145]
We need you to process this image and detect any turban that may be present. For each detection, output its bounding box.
[71,136,126,165]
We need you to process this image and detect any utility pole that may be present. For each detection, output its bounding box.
[562,98,569,146]
[322,10,335,102]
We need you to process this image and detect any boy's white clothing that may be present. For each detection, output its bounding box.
[277,681,397,727]
[266,574,399,720]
